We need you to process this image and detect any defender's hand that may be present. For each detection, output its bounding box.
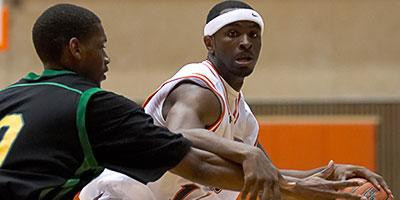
[285,177,365,200]
[330,164,393,199]
[240,147,282,200]
[283,162,366,200]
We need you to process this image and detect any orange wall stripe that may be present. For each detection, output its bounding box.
[0,5,9,51]
[258,122,376,171]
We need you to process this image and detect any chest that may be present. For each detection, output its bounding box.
[214,100,259,145]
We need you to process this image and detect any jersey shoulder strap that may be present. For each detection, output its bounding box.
[35,86,104,199]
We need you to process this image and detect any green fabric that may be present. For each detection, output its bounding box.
[46,87,104,200]
[23,69,76,80]
[76,87,103,170]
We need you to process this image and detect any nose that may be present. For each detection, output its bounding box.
[104,55,110,65]
[239,34,252,50]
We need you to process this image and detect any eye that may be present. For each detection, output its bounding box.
[249,31,259,38]
[227,30,239,38]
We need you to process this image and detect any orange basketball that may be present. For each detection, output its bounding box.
[339,178,393,200]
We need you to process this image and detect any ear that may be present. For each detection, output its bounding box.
[203,36,215,55]
[68,37,82,60]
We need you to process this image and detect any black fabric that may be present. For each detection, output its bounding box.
[86,91,192,183]
[0,72,192,199]
[206,0,253,23]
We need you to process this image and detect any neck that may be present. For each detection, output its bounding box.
[207,55,244,92]
[43,61,74,72]
[43,65,64,71]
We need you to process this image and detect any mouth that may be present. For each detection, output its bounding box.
[102,68,109,80]
[235,55,254,65]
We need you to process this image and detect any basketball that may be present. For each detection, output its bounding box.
[339,178,393,200]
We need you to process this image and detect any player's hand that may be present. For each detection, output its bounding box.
[329,163,394,199]
[241,147,285,200]
[283,161,367,200]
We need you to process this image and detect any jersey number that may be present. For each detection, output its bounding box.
[0,114,24,165]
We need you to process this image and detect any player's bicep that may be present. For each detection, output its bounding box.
[163,83,221,131]
[166,100,205,130]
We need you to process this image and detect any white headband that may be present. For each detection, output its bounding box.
[204,8,264,36]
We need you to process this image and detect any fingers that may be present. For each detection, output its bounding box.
[367,177,382,190]
[265,184,274,200]
[260,182,269,200]
[378,181,394,199]
[338,171,355,181]
[280,181,296,190]
[323,180,364,190]
[249,180,262,200]
[370,176,393,198]
[310,188,366,200]
[278,174,296,190]
[327,160,335,169]
[272,182,281,200]
[357,169,393,198]
[241,176,254,200]
[318,160,335,179]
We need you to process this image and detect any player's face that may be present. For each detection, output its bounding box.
[212,21,261,78]
[78,23,110,86]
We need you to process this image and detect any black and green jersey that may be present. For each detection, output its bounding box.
[0,70,192,200]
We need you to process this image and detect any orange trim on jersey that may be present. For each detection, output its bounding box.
[203,60,241,124]
[190,73,226,130]
[172,184,200,200]
[233,93,241,124]
[192,73,215,87]
[202,60,219,78]
[254,131,260,146]
[142,74,226,132]
[73,192,80,200]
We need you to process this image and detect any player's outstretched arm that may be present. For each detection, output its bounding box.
[171,149,367,200]
[281,161,367,200]
[257,141,393,198]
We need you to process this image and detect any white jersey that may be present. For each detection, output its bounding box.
[144,60,259,200]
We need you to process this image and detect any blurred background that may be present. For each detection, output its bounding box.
[0,0,399,197]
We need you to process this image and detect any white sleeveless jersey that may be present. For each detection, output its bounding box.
[144,60,259,200]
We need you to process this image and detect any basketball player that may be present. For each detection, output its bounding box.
[143,1,393,199]
[0,3,289,200]
[81,1,392,200]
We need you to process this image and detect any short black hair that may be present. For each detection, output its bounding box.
[32,4,101,63]
[206,0,254,24]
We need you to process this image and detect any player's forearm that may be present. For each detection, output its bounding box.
[171,147,244,191]
[197,151,244,191]
[178,128,259,164]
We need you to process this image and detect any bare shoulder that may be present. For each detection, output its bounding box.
[163,81,222,126]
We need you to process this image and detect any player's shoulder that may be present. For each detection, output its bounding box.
[177,61,210,74]
[89,89,142,111]
[169,82,220,111]
[172,61,219,86]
